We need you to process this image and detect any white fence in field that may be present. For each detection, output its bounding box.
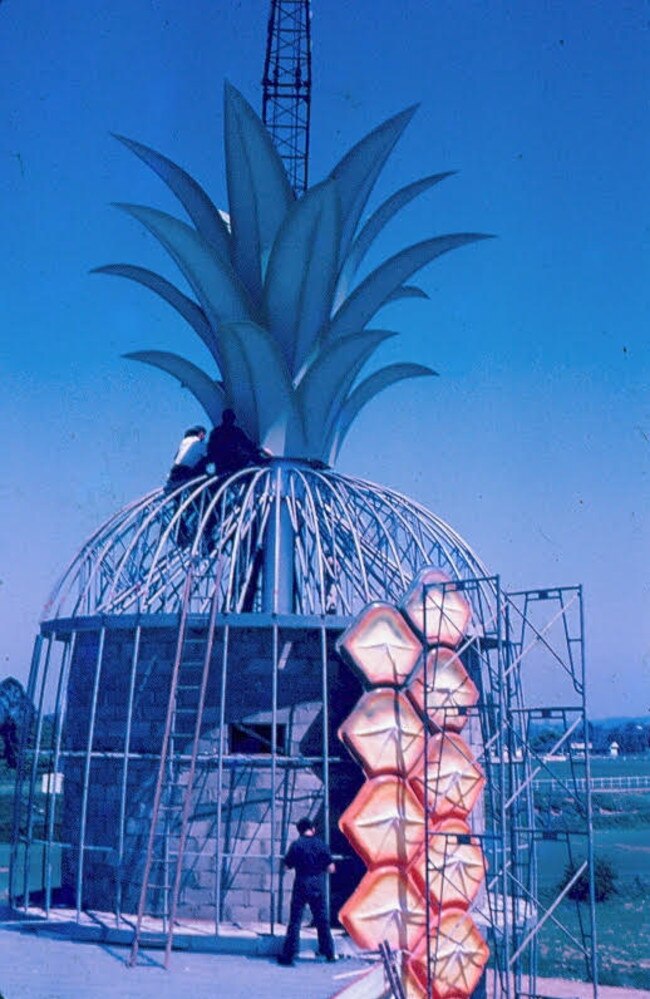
[533,775,650,793]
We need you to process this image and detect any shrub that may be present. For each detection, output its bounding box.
[559,856,617,902]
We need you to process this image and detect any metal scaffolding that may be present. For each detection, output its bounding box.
[416,578,598,999]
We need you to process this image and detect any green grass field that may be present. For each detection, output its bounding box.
[534,767,650,989]
[537,889,650,990]
[536,824,650,889]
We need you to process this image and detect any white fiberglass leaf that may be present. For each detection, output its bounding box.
[217,321,298,454]
[125,350,226,425]
[296,330,396,456]
[329,233,491,341]
[329,106,417,265]
[116,204,256,330]
[329,363,436,463]
[114,134,231,262]
[224,82,295,303]
[334,172,454,307]
[93,264,220,366]
[264,180,341,376]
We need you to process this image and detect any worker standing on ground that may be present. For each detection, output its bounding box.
[207,408,262,475]
[277,817,336,966]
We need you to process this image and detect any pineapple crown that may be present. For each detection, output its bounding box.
[95,82,490,465]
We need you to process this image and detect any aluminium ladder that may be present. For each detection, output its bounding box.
[128,564,220,967]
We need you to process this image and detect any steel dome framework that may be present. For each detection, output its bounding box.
[46,463,495,621]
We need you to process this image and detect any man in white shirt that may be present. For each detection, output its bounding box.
[165,426,207,491]
[164,427,208,549]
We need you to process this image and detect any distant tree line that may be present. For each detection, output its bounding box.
[595,721,650,755]
[531,720,650,756]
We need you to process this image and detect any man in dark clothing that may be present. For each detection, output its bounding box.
[277,818,336,966]
[207,408,261,475]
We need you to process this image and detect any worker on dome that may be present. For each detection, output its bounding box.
[165,425,208,492]
[207,408,263,475]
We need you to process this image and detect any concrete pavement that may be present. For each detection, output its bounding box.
[0,923,370,999]
[1,914,649,999]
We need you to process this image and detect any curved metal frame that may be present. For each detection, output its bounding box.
[44,463,495,623]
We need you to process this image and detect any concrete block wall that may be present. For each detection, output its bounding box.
[57,620,361,924]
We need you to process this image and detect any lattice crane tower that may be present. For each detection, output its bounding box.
[262,0,312,195]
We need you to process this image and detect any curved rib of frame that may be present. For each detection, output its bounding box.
[43,466,498,621]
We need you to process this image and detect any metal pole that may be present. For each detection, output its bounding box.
[507,596,524,999]
[269,466,282,923]
[76,627,106,921]
[22,634,53,910]
[320,621,331,920]
[270,623,279,933]
[263,464,294,613]
[115,624,141,922]
[9,633,42,908]
[214,622,230,933]
[579,586,599,997]
[497,579,513,998]
[44,632,76,914]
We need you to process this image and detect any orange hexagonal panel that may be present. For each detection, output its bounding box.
[337,602,422,687]
[339,774,426,868]
[402,570,471,648]
[402,962,428,998]
[338,688,426,778]
[410,908,489,999]
[409,819,486,910]
[338,865,427,953]
[406,647,479,733]
[409,733,485,821]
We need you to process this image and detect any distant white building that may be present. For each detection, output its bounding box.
[609,741,620,758]
[489,747,524,763]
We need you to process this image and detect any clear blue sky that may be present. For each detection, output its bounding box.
[1,1,648,718]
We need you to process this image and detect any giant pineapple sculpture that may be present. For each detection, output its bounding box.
[15,82,495,941]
